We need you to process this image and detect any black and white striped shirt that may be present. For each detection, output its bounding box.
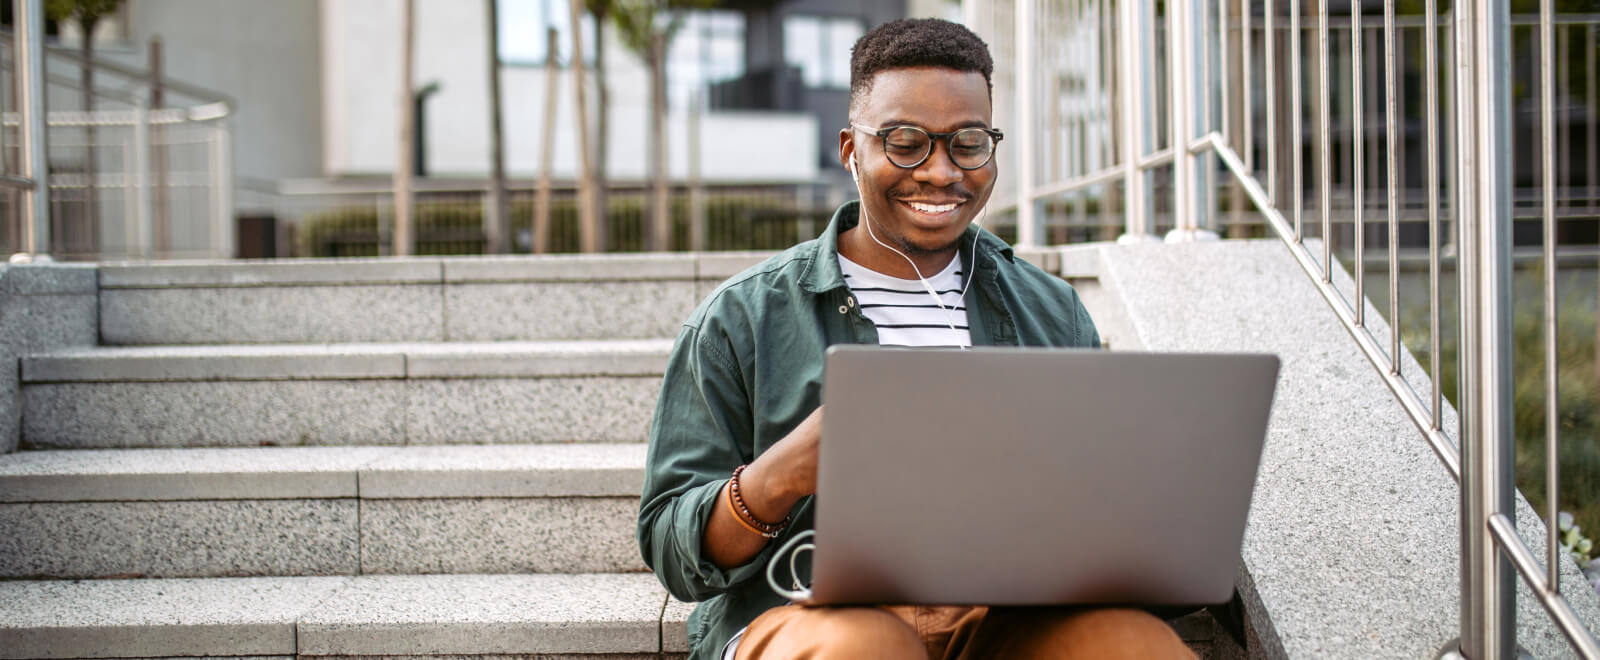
[839,254,971,348]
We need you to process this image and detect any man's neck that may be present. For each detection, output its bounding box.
[837,225,958,280]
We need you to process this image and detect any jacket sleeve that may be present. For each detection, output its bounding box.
[637,323,778,602]
[1069,286,1102,349]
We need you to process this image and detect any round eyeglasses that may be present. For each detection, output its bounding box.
[851,124,1004,170]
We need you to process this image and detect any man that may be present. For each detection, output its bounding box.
[638,18,1196,659]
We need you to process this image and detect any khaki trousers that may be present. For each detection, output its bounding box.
[733,604,1197,660]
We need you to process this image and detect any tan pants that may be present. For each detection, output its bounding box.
[733,605,1197,660]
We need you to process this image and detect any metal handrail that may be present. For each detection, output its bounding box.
[1204,131,1464,480]
[0,30,234,107]
[973,0,1600,657]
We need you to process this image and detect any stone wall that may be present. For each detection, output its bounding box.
[0,264,99,453]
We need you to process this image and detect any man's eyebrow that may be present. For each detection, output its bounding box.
[877,118,992,130]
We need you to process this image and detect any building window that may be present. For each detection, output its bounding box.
[498,0,598,66]
[668,10,745,109]
[783,14,862,90]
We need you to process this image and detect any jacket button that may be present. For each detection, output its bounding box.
[847,296,856,307]
[838,305,848,314]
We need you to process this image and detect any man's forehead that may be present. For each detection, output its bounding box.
[857,67,992,130]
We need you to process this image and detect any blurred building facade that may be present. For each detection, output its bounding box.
[9,0,970,257]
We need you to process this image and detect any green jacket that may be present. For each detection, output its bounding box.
[637,200,1102,658]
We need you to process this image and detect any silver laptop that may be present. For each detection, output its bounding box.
[805,345,1279,607]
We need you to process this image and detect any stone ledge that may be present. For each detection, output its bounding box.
[0,575,670,658]
[22,345,408,382]
[1012,247,1060,274]
[1058,244,1103,279]
[0,444,646,502]
[99,259,444,288]
[694,252,775,280]
[22,340,674,383]
[358,444,645,498]
[295,574,667,656]
[404,340,673,378]
[0,447,391,502]
[0,263,98,296]
[443,254,697,283]
[0,576,352,659]
[661,598,694,654]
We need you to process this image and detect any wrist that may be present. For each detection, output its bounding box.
[727,465,790,538]
[738,459,798,522]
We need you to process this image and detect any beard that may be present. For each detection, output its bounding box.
[881,223,968,256]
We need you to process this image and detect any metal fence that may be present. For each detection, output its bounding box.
[0,22,234,262]
[967,0,1600,657]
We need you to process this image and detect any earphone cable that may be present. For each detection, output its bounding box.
[852,160,985,348]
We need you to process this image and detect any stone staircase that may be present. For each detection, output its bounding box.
[0,250,1226,659]
[0,254,768,659]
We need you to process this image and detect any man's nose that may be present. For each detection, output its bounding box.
[913,141,965,187]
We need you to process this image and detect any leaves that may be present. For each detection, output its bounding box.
[601,0,709,62]
[45,0,123,26]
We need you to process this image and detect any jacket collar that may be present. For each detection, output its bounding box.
[798,200,1015,295]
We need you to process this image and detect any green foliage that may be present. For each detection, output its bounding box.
[605,0,713,62]
[1508,269,1600,540]
[45,0,122,28]
[1393,265,1600,537]
[296,193,831,258]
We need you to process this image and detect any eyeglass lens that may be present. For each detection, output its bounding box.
[882,127,995,169]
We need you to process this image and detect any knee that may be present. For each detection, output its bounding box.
[814,607,925,655]
[1051,608,1195,659]
[740,606,926,660]
[979,607,1195,660]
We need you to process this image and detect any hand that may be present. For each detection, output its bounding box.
[741,406,823,522]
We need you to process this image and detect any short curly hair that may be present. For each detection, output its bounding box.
[848,18,994,120]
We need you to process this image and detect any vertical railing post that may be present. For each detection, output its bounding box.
[1115,0,1157,244]
[1443,0,1517,657]
[132,90,153,259]
[1015,0,1038,246]
[10,0,50,263]
[1167,0,1191,238]
[1164,0,1216,242]
[212,116,235,259]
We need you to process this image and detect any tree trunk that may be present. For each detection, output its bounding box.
[568,0,601,252]
[80,16,98,257]
[649,32,669,252]
[592,2,609,247]
[149,38,170,256]
[535,28,559,254]
[394,0,416,256]
[484,0,509,254]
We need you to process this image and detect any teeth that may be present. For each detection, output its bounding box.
[905,201,958,214]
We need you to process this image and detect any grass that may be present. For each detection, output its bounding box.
[1355,261,1600,537]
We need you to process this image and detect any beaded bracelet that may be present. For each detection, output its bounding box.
[728,464,789,538]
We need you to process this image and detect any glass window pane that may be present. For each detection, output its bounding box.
[784,15,823,88]
[497,0,595,65]
[826,18,863,88]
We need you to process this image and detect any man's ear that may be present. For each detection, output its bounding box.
[838,128,855,170]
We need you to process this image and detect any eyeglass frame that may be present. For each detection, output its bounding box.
[848,123,1005,171]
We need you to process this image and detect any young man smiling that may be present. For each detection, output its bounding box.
[638,18,1196,659]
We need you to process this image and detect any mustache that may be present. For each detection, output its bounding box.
[887,187,976,202]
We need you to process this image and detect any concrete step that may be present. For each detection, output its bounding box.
[0,444,646,579]
[97,253,769,345]
[94,250,1065,346]
[19,339,672,449]
[0,573,691,658]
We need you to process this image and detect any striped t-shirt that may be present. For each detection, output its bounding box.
[839,253,971,348]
